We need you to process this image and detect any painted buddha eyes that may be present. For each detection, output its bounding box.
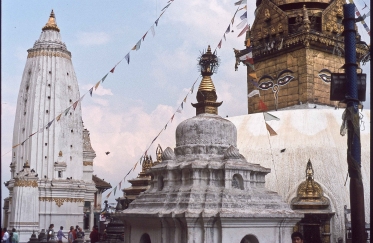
[318,69,332,83]
[318,73,331,83]
[277,75,294,86]
[258,81,274,90]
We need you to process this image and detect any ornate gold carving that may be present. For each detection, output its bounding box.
[264,9,271,21]
[270,26,276,35]
[39,197,84,207]
[291,160,330,210]
[14,179,38,187]
[83,161,93,166]
[278,23,283,33]
[142,155,154,171]
[154,144,163,165]
[27,50,71,60]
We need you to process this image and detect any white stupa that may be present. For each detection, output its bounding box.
[4,11,96,242]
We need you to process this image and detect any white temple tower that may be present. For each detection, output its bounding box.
[5,10,96,242]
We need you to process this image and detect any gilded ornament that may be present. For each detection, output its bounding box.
[278,23,283,33]
[83,161,93,166]
[270,26,276,35]
[39,197,84,207]
[14,179,38,188]
[264,9,271,21]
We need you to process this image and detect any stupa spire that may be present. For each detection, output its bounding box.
[42,9,60,32]
[192,45,222,115]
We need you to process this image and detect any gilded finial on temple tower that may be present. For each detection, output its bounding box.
[192,45,222,115]
[42,9,60,32]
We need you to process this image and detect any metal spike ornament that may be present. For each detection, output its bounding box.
[192,45,223,115]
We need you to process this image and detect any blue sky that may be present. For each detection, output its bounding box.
[1,0,370,210]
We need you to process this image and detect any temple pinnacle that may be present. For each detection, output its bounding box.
[42,9,60,32]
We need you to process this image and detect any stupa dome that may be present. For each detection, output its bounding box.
[175,113,237,156]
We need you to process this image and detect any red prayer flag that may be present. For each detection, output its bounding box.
[73,100,79,110]
[217,40,222,49]
[110,66,116,73]
[258,99,268,111]
[143,31,148,41]
[171,114,175,122]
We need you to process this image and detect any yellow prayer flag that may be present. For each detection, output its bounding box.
[183,96,187,103]
[249,72,257,80]
[238,5,247,11]
[94,81,101,90]
[12,144,20,149]
[131,45,136,50]
[56,114,62,122]
[246,38,250,47]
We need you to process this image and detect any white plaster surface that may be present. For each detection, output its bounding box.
[228,108,370,241]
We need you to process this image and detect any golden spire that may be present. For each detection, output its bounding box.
[192,45,222,115]
[42,10,60,32]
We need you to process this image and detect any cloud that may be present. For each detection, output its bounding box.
[81,84,114,96]
[76,32,110,46]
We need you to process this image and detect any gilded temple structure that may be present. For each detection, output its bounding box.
[230,0,370,241]
[234,0,368,113]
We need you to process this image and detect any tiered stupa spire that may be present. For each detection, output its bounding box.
[192,45,222,115]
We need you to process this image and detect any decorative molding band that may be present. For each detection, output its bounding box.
[9,222,39,226]
[27,50,71,60]
[39,197,84,207]
[83,161,93,166]
[14,180,38,188]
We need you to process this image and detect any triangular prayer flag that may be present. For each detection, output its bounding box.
[21,139,27,146]
[161,3,171,11]
[165,123,168,130]
[151,25,155,36]
[134,161,139,170]
[250,79,259,87]
[248,89,260,98]
[362,3,367,10]
[73,100,79,110]
[102,74,109,82]
[89,87,93,97]
[64,107,71,116]
[264,112,280,121]
[247,62,255,70]
[191,83,195,93]
[56,114,62,122]
[217,40,222,49]
[240,12,247,20]
[225,25,231,34]
[238,5,247,11]
[155,18,160,26]
[183,96,187,103]
[38,127,44,133]
[142,31,148,41]
[181,102,184,109]
[113,186,117,196]
[106,191,112,198]
[223,34,226,41]
[125,169,132,177]
[136,39,142,51]
[234,0,247,5]
[132,45,136,50]
[176,108,182,113]
[125,53,130,64]
[119,181,122,190]
[46,119,55,129]
[12,144,20,149]
[238,24,249,37]
[95,80,101,90]
[237,19,247,29]
[29,131,37,137]
[265,122,277,136]
[110,66,116,73]
[249,72,257,80]
[258,100,268,111]
[171,114,175,122]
